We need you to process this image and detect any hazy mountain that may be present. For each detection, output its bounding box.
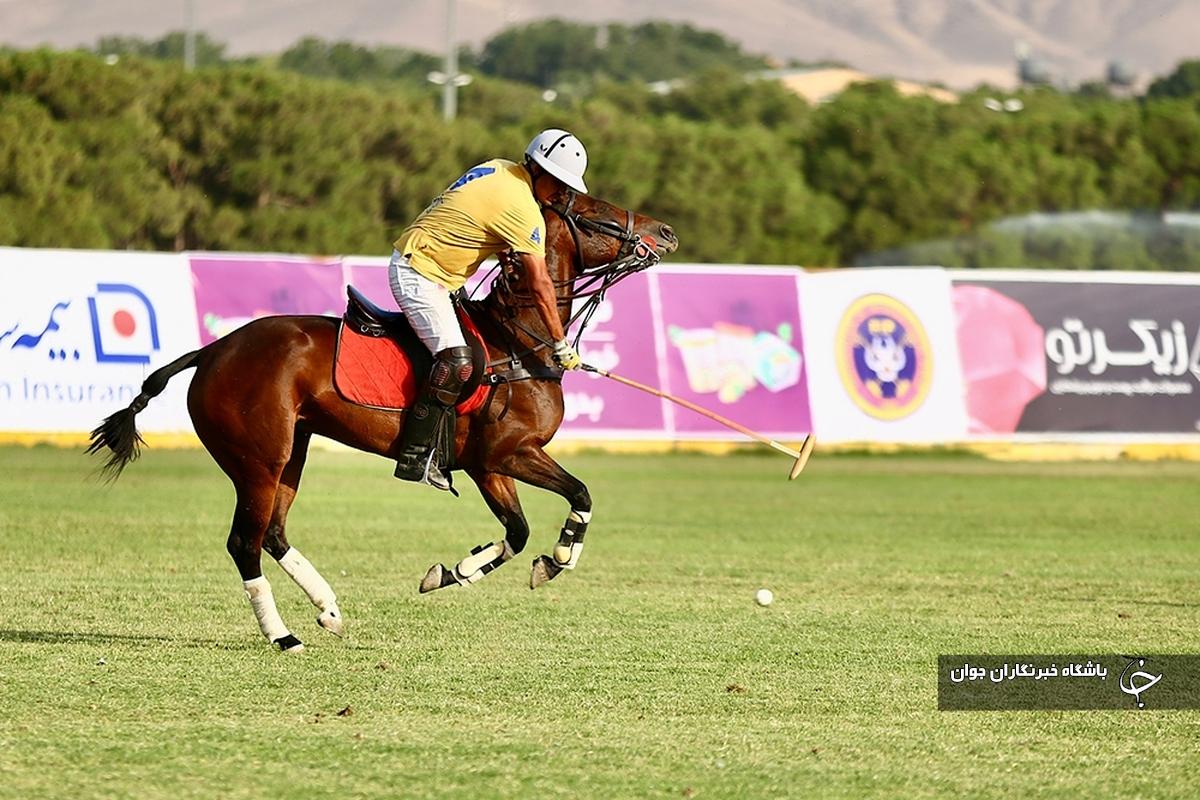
[1,0,1195,88]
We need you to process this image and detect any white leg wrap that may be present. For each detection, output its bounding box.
[243,576,291,642]
[277,547,337,611]
[552,542,585,569]
[554,508,590,569]
[453,540,514,585]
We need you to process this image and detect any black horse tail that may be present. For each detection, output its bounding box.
[86,349,202,481]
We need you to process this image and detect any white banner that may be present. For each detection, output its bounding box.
[0,249,199,433]
[799,268,967,442]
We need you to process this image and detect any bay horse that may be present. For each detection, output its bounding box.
[87,187,678,652]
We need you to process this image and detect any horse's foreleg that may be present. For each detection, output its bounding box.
[497,446,591,590]
[262,432,344,636]
[419,470,529,593]
[228,475,304,653]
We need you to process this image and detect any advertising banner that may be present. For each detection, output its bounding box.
[653,266,811,437]
[189,253,345,345]
[561,272,667,436]
[343,256,392,308]
[0,248,199,432]
[952,274,1200,435]
[799,268,968,442]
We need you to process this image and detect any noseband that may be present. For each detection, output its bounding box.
[537,190,662,339]
[481,191,662,357]
[543,190,661,292]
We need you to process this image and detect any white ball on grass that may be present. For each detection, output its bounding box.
[755,588,774,606]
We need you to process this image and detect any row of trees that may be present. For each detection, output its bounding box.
[1,40,1199,268]
[93,21,773,89]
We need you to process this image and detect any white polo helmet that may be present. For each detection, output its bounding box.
[525,128,588,193]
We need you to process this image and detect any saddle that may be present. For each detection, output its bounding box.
[334,286,492,414]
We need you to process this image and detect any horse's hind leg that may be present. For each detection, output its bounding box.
[227,469,305,653]
[495,446,591,590]
[261,431,344,636]
[419,470,529,593]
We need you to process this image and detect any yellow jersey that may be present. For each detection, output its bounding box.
[393,158,546,290]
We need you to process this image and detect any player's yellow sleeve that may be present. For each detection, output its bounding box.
[491,196,546,256]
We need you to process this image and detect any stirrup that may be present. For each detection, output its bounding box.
[395,450,451,492]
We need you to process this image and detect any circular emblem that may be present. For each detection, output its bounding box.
[835,294,932,420]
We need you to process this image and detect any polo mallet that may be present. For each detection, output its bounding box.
[581,365,815,480]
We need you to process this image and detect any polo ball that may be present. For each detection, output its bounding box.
[755,588,774,606]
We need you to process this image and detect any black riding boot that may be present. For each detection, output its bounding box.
[394,346,473,491]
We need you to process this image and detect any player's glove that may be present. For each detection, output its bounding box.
[552,339,582,370]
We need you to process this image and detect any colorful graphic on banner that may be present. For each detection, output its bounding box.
[655,269,811,436]
[800,269,967,443]
[952,284,1046,434]
[562,273,665,435]
[952,277,1200,434]
[189,255,345,345]
[835,293,932,420]
[0,249,199,432]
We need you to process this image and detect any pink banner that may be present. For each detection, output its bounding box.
[655,269,811,436]
[189,254,345,345]
[186,255,812,440]
[565,273,666,434]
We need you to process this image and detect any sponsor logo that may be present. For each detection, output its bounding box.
[1,282,164,409]
[836,294,932,420]
[448,165,496,191]
[3,283,160,365]
[87,283,161,364]
[1045,317,1200,397]
[530,226,541,244]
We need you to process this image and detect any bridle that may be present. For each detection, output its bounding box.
[478,190,662,356]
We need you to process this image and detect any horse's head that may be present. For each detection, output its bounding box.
[536,184,679,280]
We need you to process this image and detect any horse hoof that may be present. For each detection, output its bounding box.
[274,634,305,653]
[420,563,444,593]
[420,563,462,593]
[317,607,344,637]
[530,555,564,590]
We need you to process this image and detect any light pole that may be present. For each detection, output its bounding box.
[183,0,196,71]
[426,0,472,120]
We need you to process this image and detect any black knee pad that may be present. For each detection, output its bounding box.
[428,346,474,405]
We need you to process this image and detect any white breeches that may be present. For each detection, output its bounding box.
[388,250,467,354]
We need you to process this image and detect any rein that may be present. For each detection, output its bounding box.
[482,190,661,360]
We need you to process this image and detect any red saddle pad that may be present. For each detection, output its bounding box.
[333,314,491,415]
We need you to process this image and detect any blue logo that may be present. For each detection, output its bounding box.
[448,166,496,191]
[531,226,541,244]
[4,301,70,352]
[88,283,160,364]
[3,283,161,365]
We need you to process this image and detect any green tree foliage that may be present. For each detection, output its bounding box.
[2,46,1200,270]
[1146,60,1200,99]
[95,32,228,68]
[277,38,439,83]
[477,20,768,88]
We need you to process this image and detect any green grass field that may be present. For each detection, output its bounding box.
[1,445,1198,799]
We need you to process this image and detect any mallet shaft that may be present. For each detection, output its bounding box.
[584,366,804,458]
